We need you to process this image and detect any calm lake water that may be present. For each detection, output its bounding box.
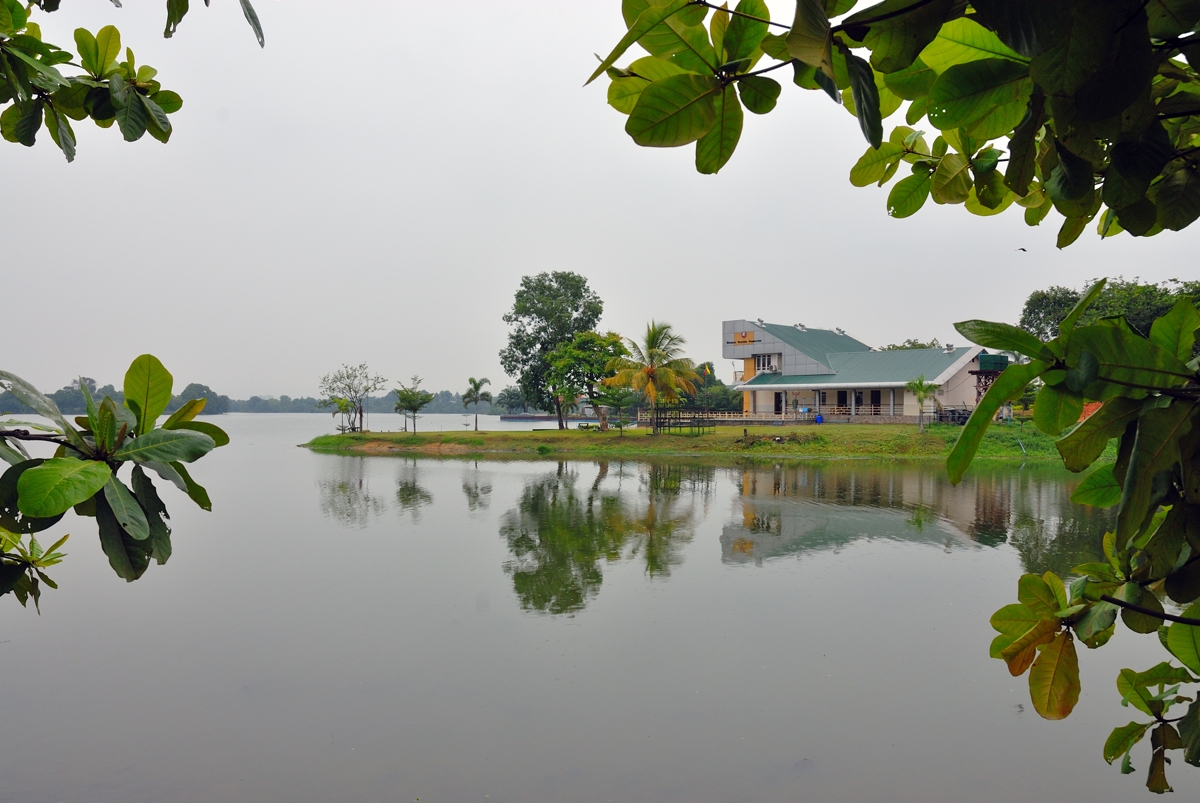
[2,414,1192,802]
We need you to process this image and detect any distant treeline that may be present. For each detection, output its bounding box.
[0,381,499,417]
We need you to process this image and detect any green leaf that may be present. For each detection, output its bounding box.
[95,396,120,455]
[1073,600,1118,645]
[0,371,87,455]
[917,17,1025,74]
[1029,4,1115,96]
[164,0,189,38]
[1018,573,1060,618]
[0,460,64,534]
[1029,631,1080,720]
[948,360,1048,484]
[737,75,780,114]
[845,52,882,148]
[887,171,931,217]
[786,0,833,79]
[849,142,904,186]
[171,461,211,511]
[1004,89,1044,196]
[954,320,1046,358]
[1150,298,1200,363]
[626,74,720,147]
[1167,602,1200,673]
[1059,279,1105,333]
[238,0,264,48]
[123,354,173,436]
[883,57,937,99]
[94,25,121,76]
[1068,324,1194,395]
[722,0,769,61]
[138,92,170,133]
[44,103,75,162]
[926,58,1031,132]
[1045,140,1095,202]
[1147,0,1200,38]
[1156,166,1200,232]
[695,83,742,173]
[1117,401,1196,545]
[112,428,215,464]
[711,4,731,57]
[1106,722,1153,763]
[931,151,971,203]
[1121,588,1167,634]
[162,397,206,429]
[15,457,111,518]
[588,0,694,85]
[1180,697,1200,767]
[131,466,171,564]
[110,78,147,141]
[73,28,99,75]
[95,493,150,582]
[150,89,182,114]
[1033,384,1083,436]
[1056,397,1141,472]
[842,0,952,74]
[102,474,149,540]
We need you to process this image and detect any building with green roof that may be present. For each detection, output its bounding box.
[723,318,999,421]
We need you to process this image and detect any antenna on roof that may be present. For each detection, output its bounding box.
[835,327,845,335]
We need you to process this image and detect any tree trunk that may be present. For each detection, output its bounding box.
[555,398,565,430]
[650,400,657,435]
[474,404,479,431]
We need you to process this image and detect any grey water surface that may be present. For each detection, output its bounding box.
[0,414,1187,802]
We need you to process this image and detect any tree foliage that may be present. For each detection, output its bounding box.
[548,331,629,431]
[495,386,529,414]
[499,272,604,428]
[904,374,939,432]
[318,364,386,434]
[0,355,227,604]
[0,0,262,161]
[604,321,700,434]
[394,375,435,433]
[952,280,1200,792]
[1020,278,1200,338]
[463,377,492,432]
[881,337,942,350]
[591,0,1200,245]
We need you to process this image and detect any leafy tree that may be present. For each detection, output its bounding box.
[881,337,941,350]
[548,331,629,431]
[172,383,230,415]
[687,362,742,410]
[905,375,940,433]
[495,386,529,414]
[500,272,603,429]
[590,0,1200,245]
[462,377,492,431]
[594,387,639,435]
[394,375,435,433]
[951,281,1200,792]
[1022,278,1200,339]
[604,321,700,434]
[318,364,386,434]
[0,355,228,603]
[0,0,262,162]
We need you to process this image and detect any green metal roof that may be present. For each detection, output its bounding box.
[743,347,975,387]
[759,323,870,369]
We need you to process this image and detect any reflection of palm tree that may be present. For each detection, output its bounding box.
[395,461,433,520]
[604,321,700,435]
[462,466,493,511]
[625,495,694,577]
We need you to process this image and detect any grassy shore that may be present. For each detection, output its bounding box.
[304,422,1094,461]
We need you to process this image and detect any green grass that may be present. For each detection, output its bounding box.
[304,421,1096,461]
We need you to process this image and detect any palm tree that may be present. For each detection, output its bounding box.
[905,375,940,434]
[603,321,700,435]
[463,377,492,431]
[496,386,527,414]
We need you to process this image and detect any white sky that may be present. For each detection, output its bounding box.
[7,1,1194,398]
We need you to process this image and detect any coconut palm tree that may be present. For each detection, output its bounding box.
[463,377,492,431]
[905,375,940,434]
[604,321,699,435]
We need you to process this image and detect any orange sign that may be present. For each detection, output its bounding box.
[733,331,755,345]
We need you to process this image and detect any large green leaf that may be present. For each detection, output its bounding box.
[883,57,937,99]
[0,370,89,454]
[123,354,173,436]
[1056,397,1141,472]
[102,474,149,541]
[1045,140,1095,202]
[953,320,1045,358]
[110,78,148,141]
[886,171,931,217]
[926,58,1031,131]
[948,360,1048,483]
[162,397,206,429]
[1149,299,1200,363]
[15,457,111,518]
[1059,279,1106,333]
[721,0,769,61]
[0,460,64,534]
[626,74,720,146]
[1105,721,1153,764]
[1068,325,1194,394]
[1117,401,1196,545]
[737,75,780,114]
[842,0,952,73]
[1004,89,1044,196]
[695,83,742,173]
[1147,0,1200,38]
[1167,602,1200,674]
[112,428,215,464]
[170,421,229,447]
[588,0,693,85]
[172,461,211,511]
[917,18,1025,73]
[1018,573,1060,618]
[607,56,687,113]
[96,494,151,582]
[1033,384,1083,436]
[786,0,833,79]
[1028,2,1115,96]
[849,142,904,186]
[931,152,971,203]
[131,466,172,565]
[1029,631,1080,720]
[845,52,882,147]
[1156,165,1200,232]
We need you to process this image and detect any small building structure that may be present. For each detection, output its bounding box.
[723,319,996,423]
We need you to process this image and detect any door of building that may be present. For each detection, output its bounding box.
[774,392,783,413]
[870,390,881,408]
[837,390,847,407]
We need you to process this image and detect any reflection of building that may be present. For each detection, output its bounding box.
[723,320,1001,422]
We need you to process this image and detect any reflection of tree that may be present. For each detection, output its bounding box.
[1008,511,1110,577]
[317,458,387,528]
[395,460,433,521]
[624,495,693,577]
[462,464,493,511]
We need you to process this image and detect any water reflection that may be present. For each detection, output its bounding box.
[395,460,434,521]
[462,463,492,512]
[316,457,388,528]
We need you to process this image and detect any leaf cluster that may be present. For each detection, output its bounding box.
[0,354,227,597]
[592,0,1200,243]
[957,280,1200,791]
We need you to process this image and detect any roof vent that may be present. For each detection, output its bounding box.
[835,327,846,335]
[794,323,806,331]
[944,343,955,352]
[756,318,764,326]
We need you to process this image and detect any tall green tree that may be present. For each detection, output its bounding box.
[604,321,700,434]
[547,331,629,431]
[905,375,940,433]
[172,383,230,415]
[590,0,1200,245]
[0,0,262,162]
[500,272,603,430]
[462,377,492,432]
[495,386,529,414]
[394,375,435,433]
[318,364,386,433]
[1022,279,1200,339]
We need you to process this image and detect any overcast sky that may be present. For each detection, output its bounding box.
[8,1,1194,398]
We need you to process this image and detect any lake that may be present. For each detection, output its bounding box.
[1,414,1189,802]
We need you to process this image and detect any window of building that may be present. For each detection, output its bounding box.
[754,354,777,372]
[820,392,827,405]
